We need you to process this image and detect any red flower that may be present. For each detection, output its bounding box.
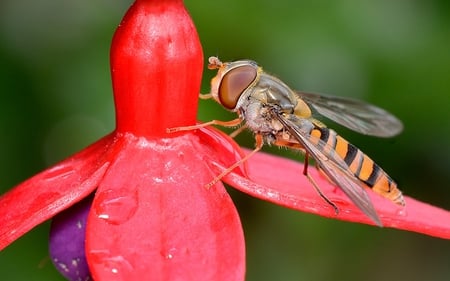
[0,0,449,280]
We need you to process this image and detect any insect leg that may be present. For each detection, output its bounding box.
[205,134,264,188]
[166,118,242,133]
[303,153,339,215]
[229,124,248,138]
[302,152,309,175]
[199,93,213,99]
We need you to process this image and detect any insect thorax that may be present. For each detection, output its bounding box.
[237,94,293,145]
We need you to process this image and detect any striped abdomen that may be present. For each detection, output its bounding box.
[310,126,405,206]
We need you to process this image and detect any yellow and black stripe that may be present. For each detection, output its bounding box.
[309,126,405,206]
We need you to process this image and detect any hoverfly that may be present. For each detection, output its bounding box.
[169,56,405,226]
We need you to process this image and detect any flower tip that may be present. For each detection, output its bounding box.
[111,0,203,137]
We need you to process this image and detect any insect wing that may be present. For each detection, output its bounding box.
[273,112,382,226]
[297,91,403,137]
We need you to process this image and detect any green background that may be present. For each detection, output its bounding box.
[1,0,449,280]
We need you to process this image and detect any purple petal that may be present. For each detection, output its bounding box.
[49,195,93,281]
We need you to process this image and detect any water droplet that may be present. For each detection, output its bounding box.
[153,177,164,183]
[396,208,407,217]
[94,188,138,225]
[71,258,80,267]
[43,165,75,181]
[164,248,177,260]
[89,250,133,278]
[57,262,69,273]
[164,160,173,170]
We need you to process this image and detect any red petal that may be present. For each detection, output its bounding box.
[0,134,115,250]
[222,149,450,239]
[86,133,245,281]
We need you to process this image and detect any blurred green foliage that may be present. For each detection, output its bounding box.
[1,0,449,280]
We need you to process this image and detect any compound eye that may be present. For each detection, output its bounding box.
[218,65,257,109]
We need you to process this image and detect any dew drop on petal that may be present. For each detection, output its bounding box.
[163,247,177,260]
[88,250,134,278]
[396,207,407,217]
[153,177,164,183]
[94,188,138,225]
[165,160,176,171]
[43,165,76,181]
[160,247,190,261]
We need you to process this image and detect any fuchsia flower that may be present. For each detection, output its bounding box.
[1,0,449,280]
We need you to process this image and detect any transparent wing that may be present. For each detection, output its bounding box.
[297,91,403,137]
[273,111,382,226]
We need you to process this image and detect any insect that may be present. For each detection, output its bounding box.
[169,56,405,226]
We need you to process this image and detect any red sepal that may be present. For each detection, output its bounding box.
[222,148,450,239]
[0,134,116,250]
[86,133,245,281]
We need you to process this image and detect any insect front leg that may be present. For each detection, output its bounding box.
[229,124,248,138]
[205,133,264,188]
[166,118,242,133]
[199,93,213,100]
